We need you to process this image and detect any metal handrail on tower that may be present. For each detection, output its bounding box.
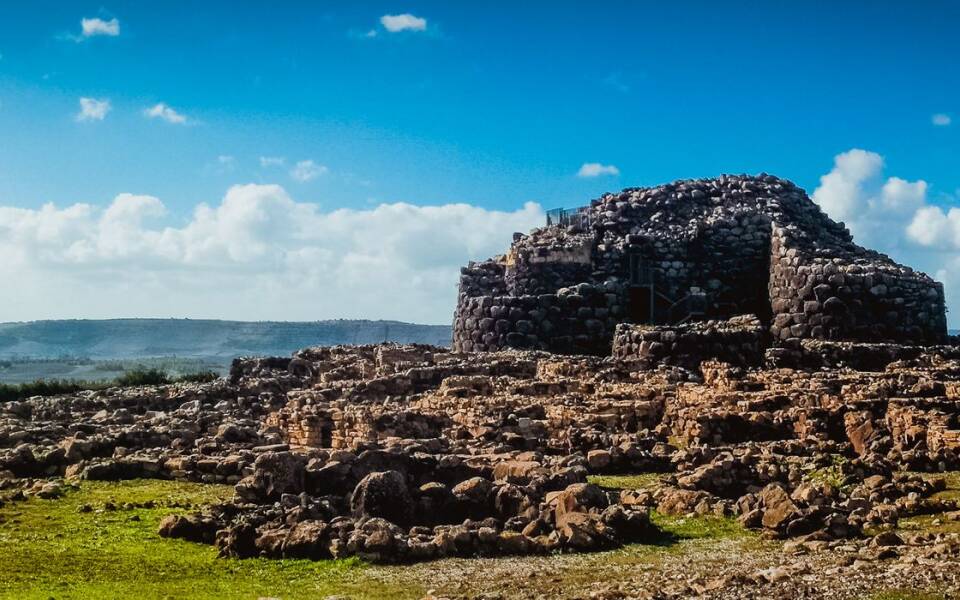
[545,206,591,228]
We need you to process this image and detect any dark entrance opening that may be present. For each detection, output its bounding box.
[627,286,654,324]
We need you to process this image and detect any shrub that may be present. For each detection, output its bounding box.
[0,365,224,403]
[0,379,94,403]
[115,368,171,386]
[174,370,220,384]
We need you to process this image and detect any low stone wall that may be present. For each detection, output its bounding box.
[452,281,626,355]
[611,315,767,370]
[764,339,960,371]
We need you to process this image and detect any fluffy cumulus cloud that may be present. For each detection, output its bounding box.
[80,17,120,38]
[143,103,187,124]
[290,160,328,182]
[933,113,952,127]
[577,163,620,178]
[812,149,928,248]
[76,97,111,121]
[0,185,543,323]
[812,148,960,324]
[380,14,427,32]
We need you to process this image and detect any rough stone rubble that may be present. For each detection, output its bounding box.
[4,341,960,580]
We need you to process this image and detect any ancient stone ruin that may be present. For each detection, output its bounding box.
[6,174,960,598]
[453,174,947,356]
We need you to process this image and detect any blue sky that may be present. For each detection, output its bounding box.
[0,2,958,324]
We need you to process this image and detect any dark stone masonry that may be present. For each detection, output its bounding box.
[453,174,947,356]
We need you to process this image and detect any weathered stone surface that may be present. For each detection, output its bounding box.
[759,483,800,530]
[350,470,414,526]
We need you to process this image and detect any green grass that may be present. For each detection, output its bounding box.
[587,473,753,542]
[916,471,960,503]
[650,511,751,541]
[588,472,664,491]
[892,471,960,536]
[0,479,419,600]
[803,454,851,492]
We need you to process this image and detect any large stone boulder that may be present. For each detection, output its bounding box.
[350,470,414,526]
[759,483,800,530]
[157,514,219,544]
[552,482,608,519]
[282,520,331,559]
[236,451,306,502]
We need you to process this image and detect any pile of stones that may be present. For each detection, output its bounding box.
[3,340,960,566]
[160,447,655,562]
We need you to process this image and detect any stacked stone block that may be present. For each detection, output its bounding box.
[611,315,766,370]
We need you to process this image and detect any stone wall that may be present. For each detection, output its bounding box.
[768,225,946,345]
[458,261,508,298]
[765,339,960,371]
[452,281,626,355]
[504,233,594,296]
[611,315,767,370]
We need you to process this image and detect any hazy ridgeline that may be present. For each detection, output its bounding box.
[0,319,451,385]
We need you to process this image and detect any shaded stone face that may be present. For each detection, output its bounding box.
[453,174,946,355]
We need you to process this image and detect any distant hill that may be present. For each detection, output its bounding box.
[0,319,452,360]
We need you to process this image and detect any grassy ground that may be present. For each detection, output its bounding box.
[0,480,418,600]
[2,475,950,599]
[588,472,664,492]
[893,471,960,537]
[0,477,756,600]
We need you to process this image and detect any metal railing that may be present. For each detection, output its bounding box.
[546,206,591,228]
[669,290,708,324]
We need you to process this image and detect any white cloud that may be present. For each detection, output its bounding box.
[259,156,285,168]
[380,14,427,32]
[0,185,544,323]
[143,103,187,124]
[811,149,929,246]
[812,148,960,325]
[76,97,111,122]
[290,160,328,182]
[933,113,952,127]
[811,149,884,223]
[906,206,959,248]
[81,17,120,38]
[577,163,620,178]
